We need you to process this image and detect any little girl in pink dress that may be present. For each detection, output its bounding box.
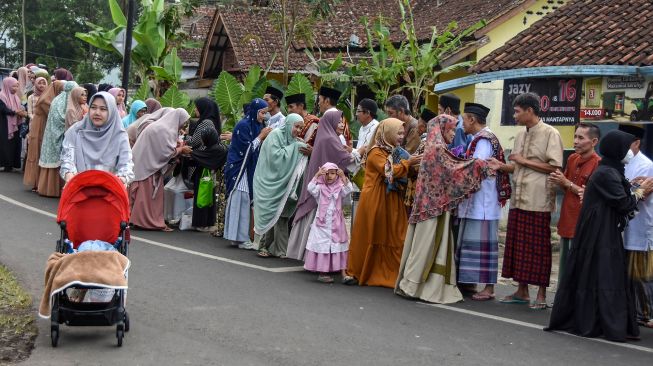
[304,162,353,283]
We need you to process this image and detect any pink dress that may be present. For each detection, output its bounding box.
[303,179,353,273]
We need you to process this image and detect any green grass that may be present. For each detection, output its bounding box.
[0,264,36,336]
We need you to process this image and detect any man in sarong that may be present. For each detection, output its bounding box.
[488,92,563,310]
[264,86,285,129]
[548,123,600,284]
[456,102,510,301]
[287,93,320,150]
[620,123,653,328]
[438,93,471,154]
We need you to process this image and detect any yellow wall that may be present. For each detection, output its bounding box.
[440,0,575,149]
[427,68,475,113]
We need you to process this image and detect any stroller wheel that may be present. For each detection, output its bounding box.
[116,327,124,347]
[51,327,59,347]
[124,312,130,332]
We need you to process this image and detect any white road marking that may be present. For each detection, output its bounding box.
[418,302,653,354]
[0,193,304,273]
[6,192,653,353]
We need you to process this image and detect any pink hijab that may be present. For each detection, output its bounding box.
[0,77,23,138]
[314,162,348,243]
[108,88,127,117]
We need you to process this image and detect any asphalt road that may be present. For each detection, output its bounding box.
[0,171,651,366]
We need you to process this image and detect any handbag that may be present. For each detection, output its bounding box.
[196,168,214,208]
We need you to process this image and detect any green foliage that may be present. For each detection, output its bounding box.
[132,82,151,103]
[357,16,406,104]
[74,60,105,84]
[239,66,268,108]
[150,48,184,82]
[160,85,191,108]
[214,71,245,130]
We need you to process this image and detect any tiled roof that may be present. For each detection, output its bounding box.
[472,0,653,73]
[195,0,537,74]
[178,6,216,65]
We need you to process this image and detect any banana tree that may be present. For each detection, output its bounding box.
[211,66,270,131]
[75,0,199,92]
[356,16,406,105]
[397,0,486,113]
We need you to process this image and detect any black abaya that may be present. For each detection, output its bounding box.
[0,100,21,170]
[547,165,640,341]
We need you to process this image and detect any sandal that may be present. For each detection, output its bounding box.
[342,275,357,285]
[499,294,529,304]
[529,301,548,310]
[317,275,334,283]
[257,251,272,258]
[471,293,496,301]
[162,226,174,232]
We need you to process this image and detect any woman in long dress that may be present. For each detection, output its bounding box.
[345,118,420,287]
[253,113,308,257]
[186,97,227,230]
[130,108,191,231]
[23,80,63,190]
[547,130,643,342]
[0,77,27,171]
[223,98,271,247]
[108,88,127,118]
[287,110,354,260]
[38,81,78,197]
[64,87,88,130]
[394,114,491,302]
[60,91,133,184]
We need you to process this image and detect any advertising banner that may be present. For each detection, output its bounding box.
[501,78,582,126]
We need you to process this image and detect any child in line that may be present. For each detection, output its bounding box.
[304,162,353,283]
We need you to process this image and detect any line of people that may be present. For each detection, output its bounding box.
[3,63,653,343]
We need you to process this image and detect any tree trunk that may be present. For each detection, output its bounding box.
[21,0,26,65]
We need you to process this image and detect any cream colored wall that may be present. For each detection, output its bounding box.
[473,0,575,149]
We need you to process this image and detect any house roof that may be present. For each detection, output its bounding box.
[178,6,217,65]
[194,0,539,76]
[471,0,653,73]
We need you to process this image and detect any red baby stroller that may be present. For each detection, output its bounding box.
[50,170,130,347]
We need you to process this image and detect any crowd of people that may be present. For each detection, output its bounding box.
[2,63,653,343]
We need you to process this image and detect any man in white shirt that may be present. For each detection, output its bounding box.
[318,86,340,115]
[263,86,285,129]
[456,102,503,301]
[620,124,653,327]
[353,98,379,167]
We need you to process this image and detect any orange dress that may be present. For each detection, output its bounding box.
[347,147,410,287]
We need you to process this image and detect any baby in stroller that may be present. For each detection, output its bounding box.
[40,170,131,347]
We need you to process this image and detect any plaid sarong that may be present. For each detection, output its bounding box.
[456,218,499,284]
[501,208,552,287]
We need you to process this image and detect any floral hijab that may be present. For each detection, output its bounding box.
[409,114,492,224]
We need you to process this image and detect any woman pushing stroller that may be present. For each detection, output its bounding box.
[60,91,134,185]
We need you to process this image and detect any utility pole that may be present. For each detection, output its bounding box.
[121,0,136,93]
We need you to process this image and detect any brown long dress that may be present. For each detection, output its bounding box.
[130,173,166,230]
[23,81,64,189]
[347,147,409,288]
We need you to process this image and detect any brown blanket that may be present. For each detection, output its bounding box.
[39,251,130,318]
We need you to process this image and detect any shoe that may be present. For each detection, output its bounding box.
[317,275,334,283]
[341,275,357,285]
[196,226,211,232]
[238,241,256,250]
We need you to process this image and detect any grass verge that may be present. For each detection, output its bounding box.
[0,264,37,365]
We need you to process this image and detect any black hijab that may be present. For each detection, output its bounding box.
[599,130,635,175]
[192,97,221,135]
[82,83,97,102]
[98,83,113,92]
